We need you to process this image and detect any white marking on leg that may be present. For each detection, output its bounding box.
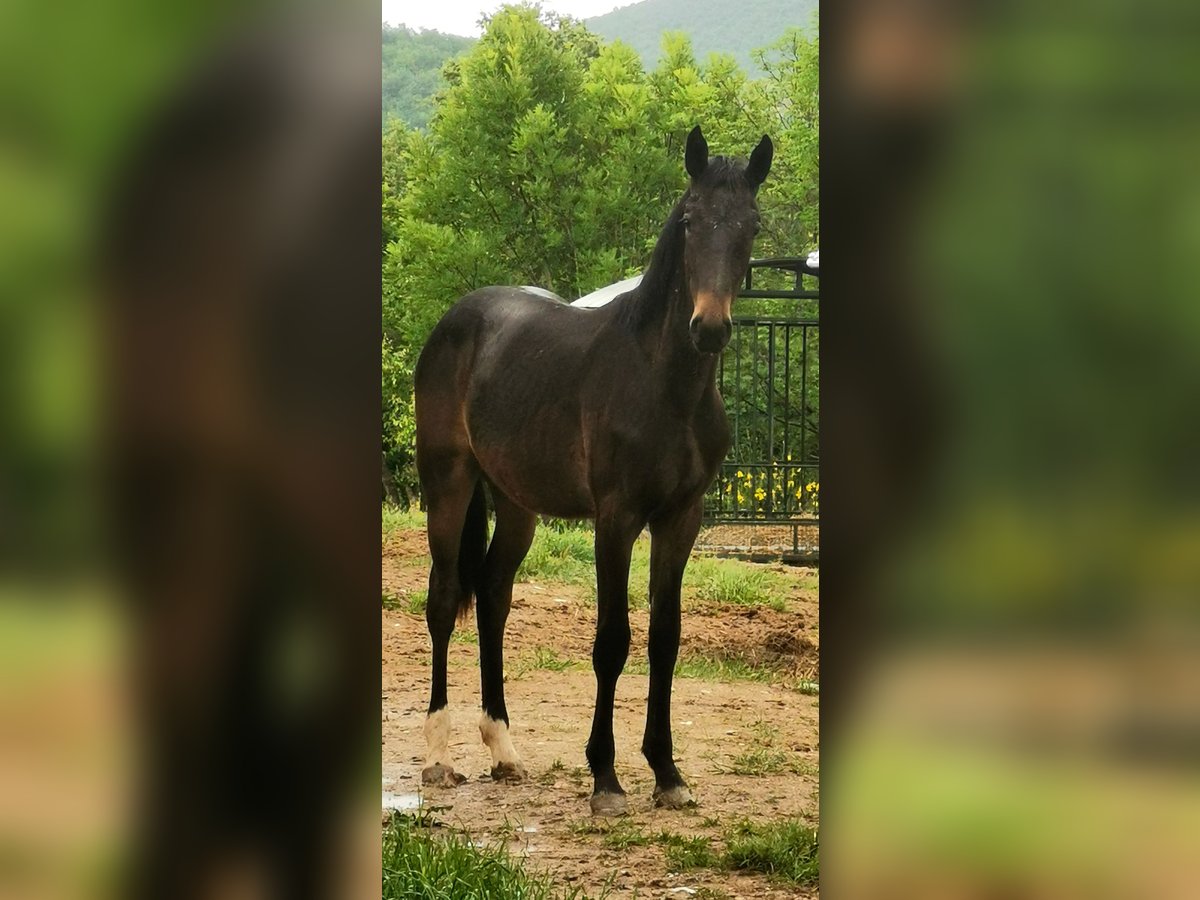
[424,708,453,769]
[479,714,522,768]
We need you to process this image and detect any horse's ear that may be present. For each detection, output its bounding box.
[685,125,708,179]
[745,134,773,190]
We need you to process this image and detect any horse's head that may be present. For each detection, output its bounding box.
[680,125,773,354]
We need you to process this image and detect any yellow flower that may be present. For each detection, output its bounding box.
[754,488,766,502]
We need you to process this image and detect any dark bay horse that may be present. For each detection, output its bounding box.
[415,126,772,816]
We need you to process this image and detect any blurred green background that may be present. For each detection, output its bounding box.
[832,1,1200,896]
[0,0,240,576]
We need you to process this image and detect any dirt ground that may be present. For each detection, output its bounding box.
[383,528,820,899]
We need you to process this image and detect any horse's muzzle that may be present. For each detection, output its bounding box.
[690,315,732,354]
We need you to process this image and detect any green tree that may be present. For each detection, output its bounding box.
[750,26,819,257]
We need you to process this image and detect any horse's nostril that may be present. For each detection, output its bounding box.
[689,316,702,334]
[723,319,732,337]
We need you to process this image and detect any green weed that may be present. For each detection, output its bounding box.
[383,589,426,614]
[689,563,784,610]
[383,813,604,899]
[571,818,651,850]
[517,528,595,584]
[720,747,792,776]
[723,819,818,886]
[656,832,718,870]
[536,760,566,787]
[509,646,578,678]
[715,720,815,776]
[652,819,819,888]
[382,504,425,535]
[673,653,776,684]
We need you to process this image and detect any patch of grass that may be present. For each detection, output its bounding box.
[688,562,785,610]
[722,819,819,886]
[715,722,793,776]
[530,533,793,612]
[383,589,426,614]
[656,831,718,870]
[604,820,652,850]
[793,760,819,777]
[650,819,818,888]
[571,818,651,850]
[720,747,793,776]
[489,817,520,839]
[626,540,792,612]
[509,646,579,678]
[517,527,596,584]
[626,537,652,609]
[451,628,477,645]
[382,504,425,535]
[674,653,774,683]
[383,813,605,899]
[628,651,816,694]
[536,760,566,787]
[532,647,573,670]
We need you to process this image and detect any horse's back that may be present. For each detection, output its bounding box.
[417,286,560,381]
[415,285,614,517]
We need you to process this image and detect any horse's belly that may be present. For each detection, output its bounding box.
[478,451,594,518]
[470,417,594,518]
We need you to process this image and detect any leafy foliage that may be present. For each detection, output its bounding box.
[382,7,819,498]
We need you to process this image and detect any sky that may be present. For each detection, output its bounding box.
[381,0,631,38]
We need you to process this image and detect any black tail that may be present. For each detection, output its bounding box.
[456,480,489,622]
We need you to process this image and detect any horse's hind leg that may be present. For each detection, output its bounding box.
[420,455,485,788]
[476,487,536,782]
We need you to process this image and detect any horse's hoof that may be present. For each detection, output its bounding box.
[589,791,629,817]
[653,784,695,809]
[421,763,466,787]
[491,761,527,783]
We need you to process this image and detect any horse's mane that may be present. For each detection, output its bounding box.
[617,156,749,331]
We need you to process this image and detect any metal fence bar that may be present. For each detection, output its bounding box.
[701,257,819,559]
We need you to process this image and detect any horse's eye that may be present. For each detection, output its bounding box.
[680,216,691,230]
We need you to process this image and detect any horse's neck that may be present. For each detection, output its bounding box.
[615,220,719,407]
[633,277,719,410]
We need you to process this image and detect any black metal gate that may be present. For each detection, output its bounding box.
[698,257,819,561]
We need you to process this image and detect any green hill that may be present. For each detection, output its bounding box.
[383,25,473,130]
[586,0,817,75]
[381,0,817,129]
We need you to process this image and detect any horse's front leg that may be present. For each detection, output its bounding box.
[586,509,641,816]
[643,501,703,808]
